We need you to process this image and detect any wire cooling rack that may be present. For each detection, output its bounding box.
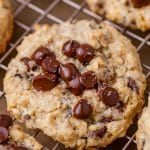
[0,0,150,149]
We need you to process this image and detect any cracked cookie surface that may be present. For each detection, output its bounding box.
[86,0,150,31]
[0,0,13,53]
[136,95,150,150]
[4,20,146,149]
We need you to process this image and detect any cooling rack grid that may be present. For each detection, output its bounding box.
[0,0,150,149]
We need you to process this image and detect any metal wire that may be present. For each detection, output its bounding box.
[0,0,150,149]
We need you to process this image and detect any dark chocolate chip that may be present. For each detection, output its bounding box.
[62,40,79,57]
[20,57,31,71]
[15,74,23,79]
[92,126,107,138]
[101,87,119,106]
[67,77,84,96]
[127,77,139,93]
[131,0,150,8]
[42,56,60,73]
[76,44,95,64]
[80,71,97,89]
[32,47,55,65]
[32,73,58,91]
[31,65,38,72]
[59,63,80,82]
[0,126,8,143]
[100,116,113,123]
[0,115,13,128]
[73,99,92,119]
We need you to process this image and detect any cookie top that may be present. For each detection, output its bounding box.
[4,20,146,149]
[0,114,43,150]
[0,0,13,53]
[136,95,150,150]
[86,0,150,31]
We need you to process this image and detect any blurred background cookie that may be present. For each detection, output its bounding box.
[136,95,150,150]
[0,0,13,54]
[86,0,150,31]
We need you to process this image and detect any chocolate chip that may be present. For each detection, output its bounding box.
[32,73,58,91]
[80,71,97,89]
[0,115,13,128]
[92,126,107,138]
[59,63,80,82]
[62,40,79,57]
[31,65,38,72]
[100,116,113,123]
[76,44,95,64]
[42,56,60,73]
[15,73,23,79]
[0,126,8,143]
[32,47,55,65]
[73,99,92,119]
[101,87,119,106]
[67,77,84,96]
[131,0,149,8]
[127,77,139,93]
[20,57,31,71]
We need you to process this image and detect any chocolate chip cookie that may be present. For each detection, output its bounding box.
[86,0,150,31]
[136,95,150,150]
[0,0,13,53]
[4,20,146,149]
[0,114,43,150]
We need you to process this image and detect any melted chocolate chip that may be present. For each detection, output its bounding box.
[76,44,95,64]
[92,126,107,138]
[101,87,119,106]
[131,0,150,8]
[32,73,58,91]
[127,77,139,93]
[20,57,31,71]
[100,116,113,123]
[80,71,97,89]
[0,115,13,128]
[62,40,79,57]
[67,77,84,96]
[0,126,8,143]
[32,47,55,65]
[73,99,92,119]
[59,63,80,82]
[42,56,60,73]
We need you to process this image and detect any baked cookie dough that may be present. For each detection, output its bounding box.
[4,20,146,149]
[86,0,150,31]
[136,95,150,150]
[0,0,13,53]
[0,114,43,150]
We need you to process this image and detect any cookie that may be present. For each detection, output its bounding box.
[136,95,150,150]
[0,0,13,53]
[86,0,150,31]
[0,114,43,150]
[4,20,146,149]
